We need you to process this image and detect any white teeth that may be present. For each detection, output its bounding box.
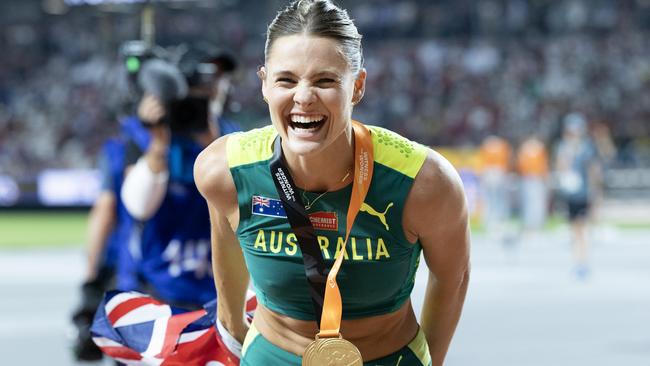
[290,115,325,123]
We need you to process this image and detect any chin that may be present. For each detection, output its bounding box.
[283,138,328,157]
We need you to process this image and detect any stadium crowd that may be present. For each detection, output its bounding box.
[1,0,649,182]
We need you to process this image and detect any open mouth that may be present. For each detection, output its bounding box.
[289,114,327,131]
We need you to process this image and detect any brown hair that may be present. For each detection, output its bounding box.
[265,0,363,74]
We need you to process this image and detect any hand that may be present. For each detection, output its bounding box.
[138,94,166,126]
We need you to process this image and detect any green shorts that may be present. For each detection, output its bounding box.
[241,324,432,366]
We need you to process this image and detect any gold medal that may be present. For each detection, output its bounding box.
[302,336,363,366]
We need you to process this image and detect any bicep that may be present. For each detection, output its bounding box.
[206,191,246,286]
[420,218,470,283]
[407,153,471,279]
[208,202,240,254]
[420,206,470,283]
[194,136,245,273]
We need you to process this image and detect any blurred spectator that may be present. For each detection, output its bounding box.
[0,0,649,188]
[554,112,600,279]
[516,135,550,231]
[478,135,513,237]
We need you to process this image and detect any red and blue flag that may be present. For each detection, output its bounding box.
[91,290,256,366]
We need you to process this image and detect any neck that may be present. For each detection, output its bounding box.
[283,125,354,192]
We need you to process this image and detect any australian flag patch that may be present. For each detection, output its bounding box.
[251,195,287,218]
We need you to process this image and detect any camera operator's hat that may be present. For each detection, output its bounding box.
[138,59,188,103]
[178,43,238,87]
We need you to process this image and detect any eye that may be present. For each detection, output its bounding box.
[276,77,296,85]
[316,78,336,86]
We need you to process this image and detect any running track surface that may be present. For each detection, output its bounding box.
[1,226,649,366]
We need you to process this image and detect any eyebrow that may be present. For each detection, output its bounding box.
[272,70,342,79]
[312,71,341,79]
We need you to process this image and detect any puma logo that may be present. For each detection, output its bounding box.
[360,202,393,231]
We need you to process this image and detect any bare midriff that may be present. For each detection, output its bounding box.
[252,299,419,361]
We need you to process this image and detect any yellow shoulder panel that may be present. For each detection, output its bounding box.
[226,125,277,168]
[369,125,429,179]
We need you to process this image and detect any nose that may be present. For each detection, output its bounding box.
[293,82,316,107]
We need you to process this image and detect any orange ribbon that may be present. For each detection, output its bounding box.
[318,120,374,338]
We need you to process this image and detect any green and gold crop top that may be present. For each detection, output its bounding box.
[226,124,429,320]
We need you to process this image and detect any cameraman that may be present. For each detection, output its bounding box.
[120,49,238,309]
[70,41,155,362]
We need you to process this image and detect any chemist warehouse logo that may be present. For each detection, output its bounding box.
[308,211,338,231]
[251,195,338,231]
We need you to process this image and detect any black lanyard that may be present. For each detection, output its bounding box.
[269,137,328,325]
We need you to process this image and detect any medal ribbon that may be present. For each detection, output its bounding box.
[269,121,373,336]
[318,121,373,338]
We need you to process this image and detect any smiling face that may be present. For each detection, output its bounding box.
[261,34,366,157]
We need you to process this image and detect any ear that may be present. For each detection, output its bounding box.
[352,68,367,105]
[258,66,268,101]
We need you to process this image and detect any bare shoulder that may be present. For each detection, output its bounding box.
[403,149,468,244]
[194,134,238,217]
[413,149,466,210]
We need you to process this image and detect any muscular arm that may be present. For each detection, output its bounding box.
[404,151,471,366]
[195,136,250,343]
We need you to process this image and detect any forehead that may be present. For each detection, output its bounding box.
[266,34,350,76]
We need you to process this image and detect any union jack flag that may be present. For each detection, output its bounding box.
[252,196,270,207]
[91,290,257,366]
